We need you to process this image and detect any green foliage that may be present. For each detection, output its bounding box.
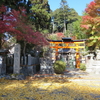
[0,0,29,11]
[80,63,86,71]
[47,34,57,40]
[30,0,51,31]
[53,60,66,74]
[51,1,79,34]
[41,29,49,35]
[65,23,74,37]
[72,16,87,39]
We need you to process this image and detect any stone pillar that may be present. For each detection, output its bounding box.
[27,54,33,75]
[13,44,20,74]
[28,54,31,65]
[31,57,36,74]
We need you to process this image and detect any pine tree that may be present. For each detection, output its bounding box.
[51,0,79,35]
[30,0,51,31]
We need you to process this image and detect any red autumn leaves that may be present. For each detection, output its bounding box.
[0,5,48,46]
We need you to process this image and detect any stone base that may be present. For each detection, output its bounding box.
[40,66,54,74]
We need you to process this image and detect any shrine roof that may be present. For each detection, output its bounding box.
[47,39,62,42]
[48,38,86,42]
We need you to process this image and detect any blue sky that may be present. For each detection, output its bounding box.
[48,0,93,15]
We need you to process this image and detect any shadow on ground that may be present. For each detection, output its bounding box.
[0,76,100,100]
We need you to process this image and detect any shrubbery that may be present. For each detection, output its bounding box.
[80,63,86,71]
[53,60,66,74]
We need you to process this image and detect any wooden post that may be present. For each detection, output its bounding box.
[55,44,58,56]
[75,44,80,68]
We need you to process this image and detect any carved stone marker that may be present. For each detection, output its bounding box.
[13,44,20,74]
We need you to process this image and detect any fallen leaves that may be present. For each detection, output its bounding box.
[0,77,100,100]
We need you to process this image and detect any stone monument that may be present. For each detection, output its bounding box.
[13,44,20,74]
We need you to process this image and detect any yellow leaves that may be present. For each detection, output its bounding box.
[0,78,100,100]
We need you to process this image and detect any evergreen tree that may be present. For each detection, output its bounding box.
[0,0,28,10]
[30,0,51,32]
[51,0,79,35]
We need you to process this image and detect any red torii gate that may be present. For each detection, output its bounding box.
[48,38,85,69]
